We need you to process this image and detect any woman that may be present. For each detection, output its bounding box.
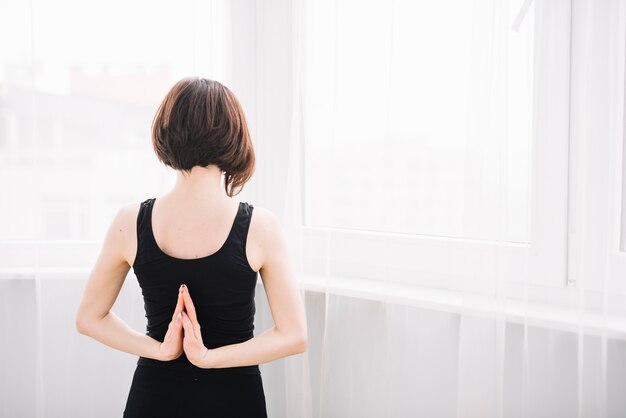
[75,77,308,417]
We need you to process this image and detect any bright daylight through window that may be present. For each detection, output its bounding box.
[302,0,533,245]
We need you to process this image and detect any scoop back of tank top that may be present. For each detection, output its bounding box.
[132,197,260,375]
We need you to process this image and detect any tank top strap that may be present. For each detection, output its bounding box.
[226,201,254,259]
[134,198,159,267]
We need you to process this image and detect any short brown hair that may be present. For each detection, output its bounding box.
[151,77,255,197]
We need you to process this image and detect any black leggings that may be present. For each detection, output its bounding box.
[123,364,268,418]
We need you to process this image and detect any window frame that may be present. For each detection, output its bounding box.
[293,0,572,293]
[565,0,626,294]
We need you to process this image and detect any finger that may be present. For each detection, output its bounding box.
[192,320,202,343]
[182,314,201,352]
[174,312,183,329]
[181,286,199,324]
[180,287,203,341]
[171,289,185,321]
[181,311,197,341]
[166,313,182,337]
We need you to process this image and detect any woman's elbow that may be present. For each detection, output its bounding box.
[75,312,94,335]
[75,316,88,334]
[293,333,308,354]
[277,326,307,354]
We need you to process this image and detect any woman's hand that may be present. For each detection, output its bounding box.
[156,285,185,361]
[180,285,211,368]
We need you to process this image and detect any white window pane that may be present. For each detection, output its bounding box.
[303,0,533,243]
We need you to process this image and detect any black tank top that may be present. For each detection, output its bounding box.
[132,197,260,375]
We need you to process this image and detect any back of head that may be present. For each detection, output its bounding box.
[151,77,255,197]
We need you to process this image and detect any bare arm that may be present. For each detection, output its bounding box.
[182,208,308,368]
[74,205,169,361]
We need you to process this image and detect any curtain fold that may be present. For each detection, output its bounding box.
[277,0,626,417]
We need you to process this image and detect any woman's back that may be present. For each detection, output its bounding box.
[123,195,268,417]
[132,197,261,375]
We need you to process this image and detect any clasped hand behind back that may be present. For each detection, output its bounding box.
[157,284,211,367]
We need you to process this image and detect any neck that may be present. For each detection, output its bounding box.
[170,165,228,201]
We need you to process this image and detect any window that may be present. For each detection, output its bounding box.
[304,0,532,243]
[299,0,571,289]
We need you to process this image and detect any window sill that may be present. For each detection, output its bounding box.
[288,274,626,341]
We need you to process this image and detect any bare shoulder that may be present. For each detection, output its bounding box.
[111,201,143,267]
[249,205,283,239]
[247,205,289,272]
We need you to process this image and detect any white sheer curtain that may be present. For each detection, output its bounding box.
[2,0,626,417]
[277,0,626,417]
[0,1,246,417]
